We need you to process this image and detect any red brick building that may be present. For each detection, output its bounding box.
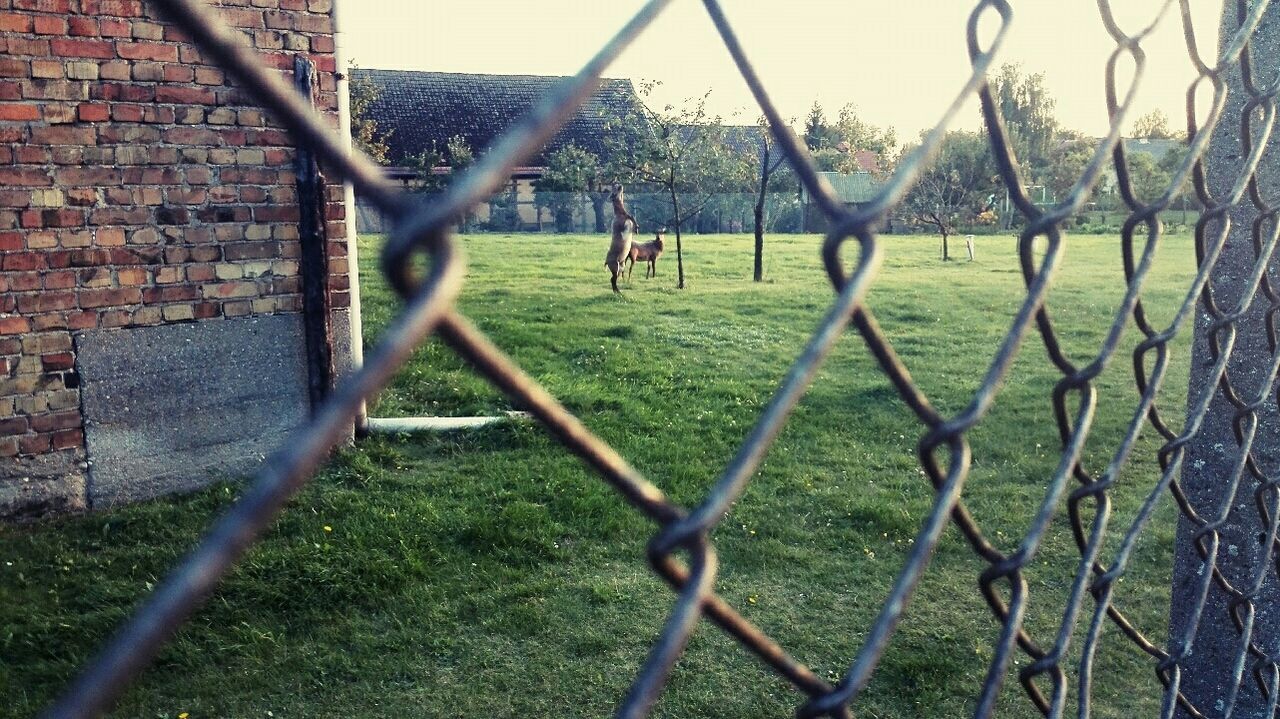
[0,0,353,517]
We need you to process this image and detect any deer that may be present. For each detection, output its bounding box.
[604,182,638,293]
[626,230,665,280]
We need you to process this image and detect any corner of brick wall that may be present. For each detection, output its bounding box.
[0,0,347,519]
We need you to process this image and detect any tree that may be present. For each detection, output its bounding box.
[902,131,999,260]
[404,145,447,193]
[1121,151,1171,205]
[349,67,391,166]
[1043,133,1094,206]
[988,63,1060,181]
[803,101,840,152]
[445,135,475,232]
[833,104,898,175]
[534,143,600,232]
[602,84,753,289]
[488,181,521,231]
[1132,109,1179,139]
[751,117,788,282]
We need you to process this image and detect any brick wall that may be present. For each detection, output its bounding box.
[0,0,348,517]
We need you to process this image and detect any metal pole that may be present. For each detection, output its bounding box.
[293,56,335,412]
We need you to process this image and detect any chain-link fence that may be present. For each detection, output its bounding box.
[37,1,1280,718]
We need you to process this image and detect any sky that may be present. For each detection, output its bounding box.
[337,1,1228,139]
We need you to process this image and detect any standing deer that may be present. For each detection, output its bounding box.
[604,182,638,293]
[626,230,665,280]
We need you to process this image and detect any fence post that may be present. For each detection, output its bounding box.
[1170,5,1280,716]
[293,56,335,413]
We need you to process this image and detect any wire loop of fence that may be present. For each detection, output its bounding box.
[36,0,1280,718]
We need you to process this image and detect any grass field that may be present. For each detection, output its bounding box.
[0,231,1200,718]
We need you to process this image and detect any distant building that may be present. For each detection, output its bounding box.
[801,170,883,232]
[1122,137,1183,164]
[351,69,639,231]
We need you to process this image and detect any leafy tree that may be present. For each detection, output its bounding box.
[804,105,898,176]
[902,131,999,260]
[488,182,521,231]
[810,147,844,172]
[833,104,898,174]
[446,134,474,171]
[404,145,447,193]
[1043,133,1094,206]
[1132,109,1179,139]
[534,143,600,232]
[602,83,753,289]
[1158,142,1190,196]
[349,66,391,166]
[988,63,1060,181]
[751,117,789,282]
[1121,151,1172,205]
[405,135,475,200]
[444,135,475,231]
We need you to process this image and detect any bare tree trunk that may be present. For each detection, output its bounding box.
[754,158,769,282]
[941,231,950,261]
[671,186,685,289]
[591,192,607,233]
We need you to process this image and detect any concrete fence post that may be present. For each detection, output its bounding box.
[1170,5,1280,716]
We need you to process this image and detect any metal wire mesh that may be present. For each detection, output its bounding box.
[36,1,1280,717]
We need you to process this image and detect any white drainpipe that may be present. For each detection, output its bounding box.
[329,0,367,433]
[324,3,527,438]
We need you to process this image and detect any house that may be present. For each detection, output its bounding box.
[351,69,640,231]
[1122,136,1183,164]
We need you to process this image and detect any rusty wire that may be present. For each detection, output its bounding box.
[35,0,1280,718]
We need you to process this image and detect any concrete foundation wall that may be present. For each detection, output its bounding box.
[77,313,310,507]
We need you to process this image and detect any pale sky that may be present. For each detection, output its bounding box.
[338,2,1227,139]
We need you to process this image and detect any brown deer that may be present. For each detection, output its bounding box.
[604,182,638,293]
[626,230,665,280]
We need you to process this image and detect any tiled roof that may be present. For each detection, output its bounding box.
[351,69,639,167]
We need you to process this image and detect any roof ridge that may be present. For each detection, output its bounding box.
[350,68,630,83]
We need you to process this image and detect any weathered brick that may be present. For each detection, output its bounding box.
[51,428,84,450]
[0,416,28,437]
[116,41,178,63]
[0,13,33,33]
[31,60,65,79]
[18,432,51,455]
[80,0,143,16]
[78,287,141,308]
[155,85,215,104]
[0,104,40,121]
[32,15,68,35]
[50,38,115,59]
[0,316,32,335]
[161,304,194,322]
[68,16,100,37]
[40,352,73,371]
[78,103,109,122]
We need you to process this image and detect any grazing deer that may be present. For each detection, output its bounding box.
[626,230,665,280]
[604,182,638,293]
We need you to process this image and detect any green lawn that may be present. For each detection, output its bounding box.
[1,231,1198,718]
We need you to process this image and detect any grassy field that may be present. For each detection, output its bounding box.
[0,231,1200,718]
